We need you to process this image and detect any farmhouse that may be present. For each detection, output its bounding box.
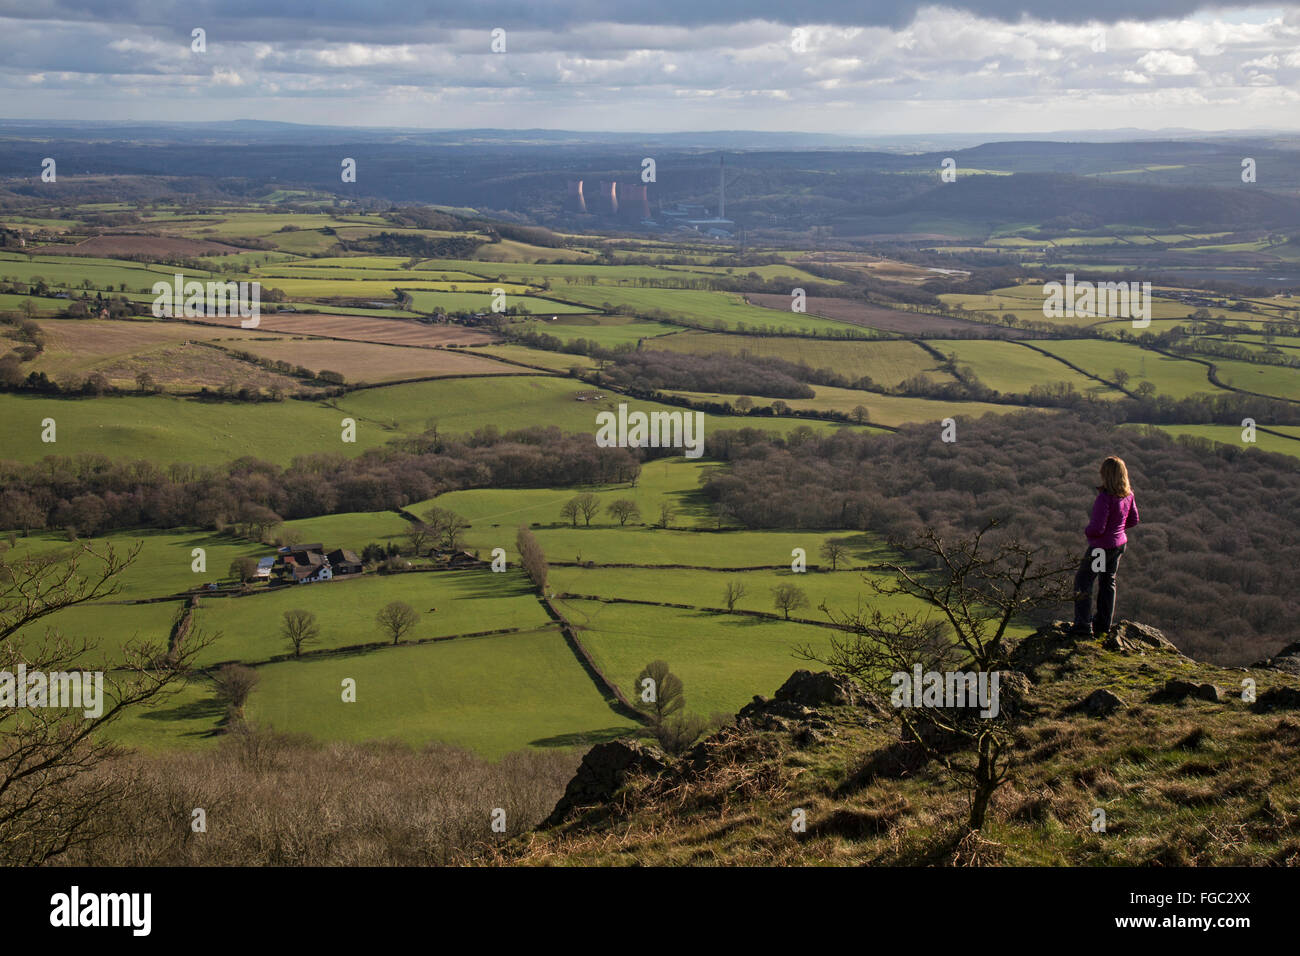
[328,548,363,575]
[279,543,333,584]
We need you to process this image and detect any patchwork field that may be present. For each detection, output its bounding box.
[220,337,524,383]
[1034,339,1219,398]
[652,331,957,388]
[666,384,1030,428]
[745,293,1029,337]
[244,628,635,758]
[934,339,1122,397]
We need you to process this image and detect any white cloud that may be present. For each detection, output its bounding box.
[1136,50,1200,75]
[313,43,416,67]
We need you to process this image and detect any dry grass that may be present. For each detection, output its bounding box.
[56,726,579,866]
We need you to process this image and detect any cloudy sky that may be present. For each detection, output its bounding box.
[1,1,1299,133]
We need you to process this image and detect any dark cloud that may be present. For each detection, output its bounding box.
[0,0,1284,39]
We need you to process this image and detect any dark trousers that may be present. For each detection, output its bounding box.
[1073,543,1125,633]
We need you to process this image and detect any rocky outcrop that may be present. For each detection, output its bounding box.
[1103,621,1184,657]
[737,669,881,739]
[1152,678,1223,704]
[1254,686,1300,712]
[1076,688,1126,717]
[1251,641,1300,678]
[541,740,667,828]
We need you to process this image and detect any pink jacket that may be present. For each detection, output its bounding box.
[1085,491,1139,549]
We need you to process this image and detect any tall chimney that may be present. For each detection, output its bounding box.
[620,184,650,220]
[566,179,586,214]
[597,180,618,215]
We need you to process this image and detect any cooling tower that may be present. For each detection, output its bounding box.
[597,180,618,215]
[620,183,650,220]
[566,179,586,213]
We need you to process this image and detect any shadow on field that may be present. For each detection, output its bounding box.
[529,726,644,748]
[443,569,535,600]
[716,614,772,628]
[138,696,225,723]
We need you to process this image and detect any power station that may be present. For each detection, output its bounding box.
[562,154,732,234]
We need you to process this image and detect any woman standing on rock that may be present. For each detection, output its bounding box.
[1072,456,1140,639]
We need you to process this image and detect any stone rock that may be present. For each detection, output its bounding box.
[772,670,860,707]
[1155,678,1223,703]
[1251,642,1300,677]
[1104,621,1183,656]
[1254,686,1300,712]
[542,739,667,828]
[1079,688,1126,717]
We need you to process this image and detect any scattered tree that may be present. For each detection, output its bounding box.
[574,493,600,527]
[820,538,849,571]
[801,522,1075,832]
[606,499,641,526]
[632,660,685,728]
[723,580,746,612]
[376,601,419,645]
[211,664,259,723]
[229,556,259,583]
[281,608,319,657]
[516,526,549,592]
[771,583,809,620]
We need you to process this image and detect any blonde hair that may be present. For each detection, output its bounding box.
[1099,456,1132,498]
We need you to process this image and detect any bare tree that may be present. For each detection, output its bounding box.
[516,526,549,592]
[560,499,581,527]
[723,580,746,612]
[422,508,471,551]
[376,601,420,645]
[606,499,641,526]
[801,522,1075,832]
[0,542,213,864]
[820,538,849,571]
[850,405,870,425]
[574,493,600,527]
[405,522,433,557]
[281,609,319,657]
[657,501,674,529]
[771,583,809,620]
[211,664,260,723]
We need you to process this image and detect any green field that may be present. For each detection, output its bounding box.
[194,568,550,666]
[413,457,719,533]
[1209,358,1300,401]
[653,332,953,388]
[404,290,593,315]
[518,314,682,346]
[667,384,1031,428]
[0,391,396,465]
[1034,339,1219,398]
[245,628,636,758]
[1131,424,1300,459]
[1,528,270,599]
[555,285,864,335]
[933,339,1121,397]
[558,599,839,718]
